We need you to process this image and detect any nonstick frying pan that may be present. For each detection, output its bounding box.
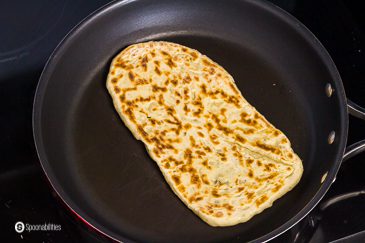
[32,0,365,242]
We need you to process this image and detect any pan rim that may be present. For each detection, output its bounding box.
[32,0,348,242]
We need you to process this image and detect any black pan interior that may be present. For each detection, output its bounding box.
[34,0,347,242]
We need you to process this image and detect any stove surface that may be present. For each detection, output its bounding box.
[1,0,364,242]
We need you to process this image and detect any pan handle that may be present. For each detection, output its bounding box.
[292,100,365,243]
[343,99,365,162]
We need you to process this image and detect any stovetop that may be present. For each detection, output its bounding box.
[1,0,365,242]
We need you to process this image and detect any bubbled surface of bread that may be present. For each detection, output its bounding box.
[106,41,303,226]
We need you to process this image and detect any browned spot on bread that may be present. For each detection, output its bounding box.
[183,75,192,84]
[166,156,183,166]
[193,109,202,117]
[149,118,157,125]
[211,114,232,135]
[256,141,280,155]
[183,104,191,114]
[256,195,268,207]
[272,184,282,193]
[134,96,153,103]
[200,84,207,94]
[190,174,200,185]
[205,122,213,132]
[184,123,192,130]
[273,130,280,136]
[154,60,160,67]
[141,56,148,72]
[237,187,245,193]
[171,79,178,86]
[246,191,254,201]
[174,91,181,98]
[122,87,137,93]
[189,136,196,146]
[190,51,198,60]
[188,195,196,203]
[209,134,220,145]
[178,184,185,193]
[192,100,203,107]
[136,125,150,142]
[128,71,135,81]
[234,152,243,164]
[196,150,206,156]
[208,67,215,75]
[223,203,234,212]
[184,149,193,164]
[152,148,161,158]
[115,60,133,70]
[201,174,210,184]
[268,172,278,180]
[197,131,205,138]
[111,78,118,84]
[165,119,179,125]
[160,50,171,57]
[248,169,254,178]
[212,189,221,198]
[152,85,167,92]
[172,175,181,185]
[220,108,227,116]
[166,58,177,68]
[119,94,125,102]
[203,146,212,153]
[217,150,227,162]
[124,108,136,122]
[150,51,156,57]
[247,159,254,165]
[195,196,203,202]
[202,160,211,171]
[157,94,164,105]
[229,82,239,95]
[227,95,240,108]
[155,66,162,75]
[264,164,272,172]
[202,58,214,67]
[214,212,223,217]
[288,153,294,159]
[135,78,149,85]
[235,134,246,143]
[243,128,255,134]
[183,88,190,99]
[114,86,121,93]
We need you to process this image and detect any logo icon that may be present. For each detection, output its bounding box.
[15,221,25,233]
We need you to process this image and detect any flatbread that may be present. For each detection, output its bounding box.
[106,41,303,226]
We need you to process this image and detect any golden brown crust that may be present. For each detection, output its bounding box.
[106,41,303,226]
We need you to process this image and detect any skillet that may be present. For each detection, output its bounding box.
[33,0,365,242]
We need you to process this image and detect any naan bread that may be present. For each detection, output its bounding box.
[106,41,303,226]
